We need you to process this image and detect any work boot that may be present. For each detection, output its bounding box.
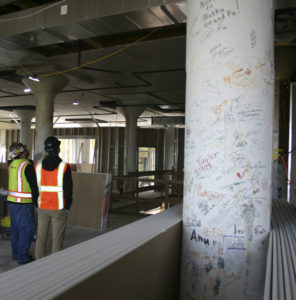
[18,255,35,265]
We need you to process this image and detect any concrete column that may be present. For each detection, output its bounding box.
[13,109,34,149]
[82,139,91,163]
[181,1,274,299]
[164,126,175,171]
[119,107,144,192]
[119,107,144,175]
[23,76,68,161]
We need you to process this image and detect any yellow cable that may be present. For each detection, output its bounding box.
[8,28,159,79]
[5,52,34,76]
[39,28,158,77]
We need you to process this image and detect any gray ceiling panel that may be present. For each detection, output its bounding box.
[0,38,20,50]
[18,30,65,47]
[3,34,35,49]
[85,0,123,19]
[100,14,142,32]
[78,18,117,37]
[49,23,95,41]
[165,3,187,23]
[125,9,166,28]
[149,7,175,25]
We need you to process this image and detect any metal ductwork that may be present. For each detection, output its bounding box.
[152,116,184,126]
[0,0,187,50]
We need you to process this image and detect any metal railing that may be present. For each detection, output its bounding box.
[264,199,296,300]
[111,170,183,212]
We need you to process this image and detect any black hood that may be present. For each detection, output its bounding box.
[42,154,62,171]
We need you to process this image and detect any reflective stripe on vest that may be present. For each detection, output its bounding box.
[8,160,31,203]
[36,161,66,210]
[8,191,32,198]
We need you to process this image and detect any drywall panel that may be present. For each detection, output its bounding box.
[0,205,182,300]
[67,172,111,230]
[56,223,181,300]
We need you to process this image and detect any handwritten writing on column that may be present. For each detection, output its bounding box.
[211,100,228,121]
[203,8,239,27]
[198,183,224,201]
[209,43,236,59]
[223,60,268,88]
[250,30,256,48]
[224,235,246,250]
[194,152,219,176]
[200,0,217,11]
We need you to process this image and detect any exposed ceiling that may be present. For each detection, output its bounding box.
[0,0,294,129]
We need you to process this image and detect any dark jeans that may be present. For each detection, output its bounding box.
[8,202,35,263]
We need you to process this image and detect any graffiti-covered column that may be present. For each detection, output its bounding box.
[181,0,274,299]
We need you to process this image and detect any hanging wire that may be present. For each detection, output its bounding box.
[6,28,159,78]
[5,52,34,76]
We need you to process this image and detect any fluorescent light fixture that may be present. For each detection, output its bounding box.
[28,75,40,82]
[159,105,170,109]
[24,88,31,93]
[73,100,79,106]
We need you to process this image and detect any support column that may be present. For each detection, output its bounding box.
[119,107,144,175]
[181,1,274,299]
[23,76,68,161]
[119,107,144,191]
[164,126,175,171]
[13,109,34,150]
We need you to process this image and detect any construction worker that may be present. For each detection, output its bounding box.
[7,142,38,264]
[35,136,73,259]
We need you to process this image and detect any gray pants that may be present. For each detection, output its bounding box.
[35,208,68,259]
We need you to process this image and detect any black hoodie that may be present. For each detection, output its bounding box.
[41,154,73,210]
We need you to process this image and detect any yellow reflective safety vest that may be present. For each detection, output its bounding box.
[7,159,32,203]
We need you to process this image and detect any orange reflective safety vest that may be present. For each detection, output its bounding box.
[35,161,67,210]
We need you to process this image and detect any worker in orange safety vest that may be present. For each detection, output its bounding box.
[35,136,73,259]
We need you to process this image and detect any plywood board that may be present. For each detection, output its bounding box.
[67,172,111,230]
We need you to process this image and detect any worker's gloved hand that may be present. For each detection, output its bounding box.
[0,188,8,196]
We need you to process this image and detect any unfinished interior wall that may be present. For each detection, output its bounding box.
[3,126,184,179]
[138,128,165,172]
[181,0,274,298]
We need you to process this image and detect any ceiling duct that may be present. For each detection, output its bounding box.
[0,105,35,111]
[97,101,117,109]
[152,116,184,126]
